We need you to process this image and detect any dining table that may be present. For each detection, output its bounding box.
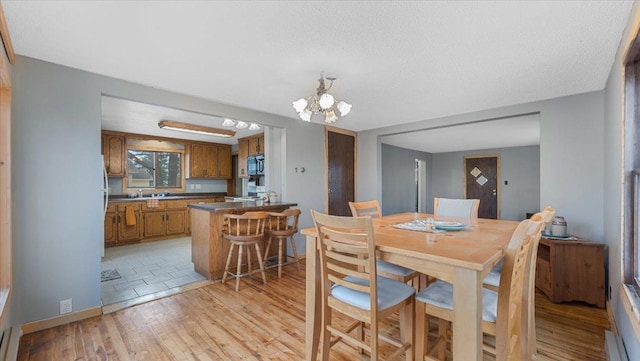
[301,212,520,361]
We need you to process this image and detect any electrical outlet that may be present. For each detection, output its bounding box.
[195,184,201,190]
[190,184,195,190]
[60,298,72,315]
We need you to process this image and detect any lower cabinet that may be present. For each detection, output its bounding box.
[143,209,187,238]
[105,198,224,247]
[104,203,142,246]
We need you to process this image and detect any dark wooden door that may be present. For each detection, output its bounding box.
[327,129,355,216]
[464,156,499,219]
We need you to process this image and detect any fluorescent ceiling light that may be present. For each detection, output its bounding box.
[158,120,236,138]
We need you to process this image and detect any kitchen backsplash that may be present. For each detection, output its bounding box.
[107,177,227,195]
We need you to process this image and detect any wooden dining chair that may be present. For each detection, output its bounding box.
[414,217,544,361]
[221,211,268,292]
[263,208,301,278]
[433,197,480,218]
[482,206,555,359]
[348,200,420,286]
[311,210,415,361]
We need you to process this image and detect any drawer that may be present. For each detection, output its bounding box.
[106,203,116,213]
[117,203,141,212]
[141,200,166,211]
[165,200,188,209]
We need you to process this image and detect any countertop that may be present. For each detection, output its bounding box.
[189,201,298,213]
[108,192,227,202]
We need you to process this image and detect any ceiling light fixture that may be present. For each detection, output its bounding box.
[222,118,236,127]
[158,120,236,138]
[292,73,352,123]
[221,118,261,131]
[236,120,249,129]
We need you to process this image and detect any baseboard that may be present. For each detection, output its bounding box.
[0,326,22,361]
[606,330,629,361]
[21,306,102,335]
[608,300,620,335]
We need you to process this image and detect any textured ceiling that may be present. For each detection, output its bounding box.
[2,1,633,151]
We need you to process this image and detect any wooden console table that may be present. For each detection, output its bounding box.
[535,237,606,308]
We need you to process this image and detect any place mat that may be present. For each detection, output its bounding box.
[392,220,445,233]
[101,269,122,282]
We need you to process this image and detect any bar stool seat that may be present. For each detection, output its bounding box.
[264,209,301,278]
[221,211,268,291]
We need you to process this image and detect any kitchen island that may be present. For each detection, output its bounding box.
[189,201,298,280]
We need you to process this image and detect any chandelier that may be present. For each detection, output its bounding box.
[292,74,352,123]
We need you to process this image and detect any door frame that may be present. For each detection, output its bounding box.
[463,154,501,219]
[324,126,357,213]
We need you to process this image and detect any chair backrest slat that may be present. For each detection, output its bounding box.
[223,211,267,241]
[312,210,378,311]
[348,200,383,218]
[267,209,301,234]
[434,197,480,218]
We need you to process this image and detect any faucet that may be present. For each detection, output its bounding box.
[138,189,143,198]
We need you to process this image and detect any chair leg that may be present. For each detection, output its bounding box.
[235,244,243,292]
[400,300,414,361]
[415,301,426,361]
[289,235,301,271]
[436,318,448,360]
[222,243,234,284]
[370,316,379,361]
[321,307,332,361]
[247,244,253,279]
[278,237,283,278]
[254,242,268,285]
[264,235,273,263]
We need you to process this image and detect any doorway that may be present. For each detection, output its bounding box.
[416,159,427,212]
[326,127,356,216]
[464,155,500,219]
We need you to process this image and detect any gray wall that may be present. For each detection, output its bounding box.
[380,144,432,215]
[9,56,325,326]
[358,90,604,241]
[431,145,540,221]
[605,1,640,358]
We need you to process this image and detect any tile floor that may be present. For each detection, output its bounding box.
[101,237,206,306]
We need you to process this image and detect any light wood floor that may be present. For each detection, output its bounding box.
[17,260,610,361]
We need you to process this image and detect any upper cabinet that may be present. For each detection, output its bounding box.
[189,142,232,179]
[238,134,264,178]
[248,135,264,156]
[238,138,249,178]
[102,133,126,177]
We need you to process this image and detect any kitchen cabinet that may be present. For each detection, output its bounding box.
[106,198,225,247]
[217,145,232,178]
[142,200,187,238]
[101,133,126,177]
[238,139,249,178]
[237,134,263,178]
[248,135,264,155]
[535,237,605,308]
[104,203,142,246]
[189,143,232,179]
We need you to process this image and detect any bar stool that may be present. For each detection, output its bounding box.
[263,209,301,278]
[221,211,268,291]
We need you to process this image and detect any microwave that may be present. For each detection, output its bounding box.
[247,155,264,175]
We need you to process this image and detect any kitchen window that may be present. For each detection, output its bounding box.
[127,149,183,188]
